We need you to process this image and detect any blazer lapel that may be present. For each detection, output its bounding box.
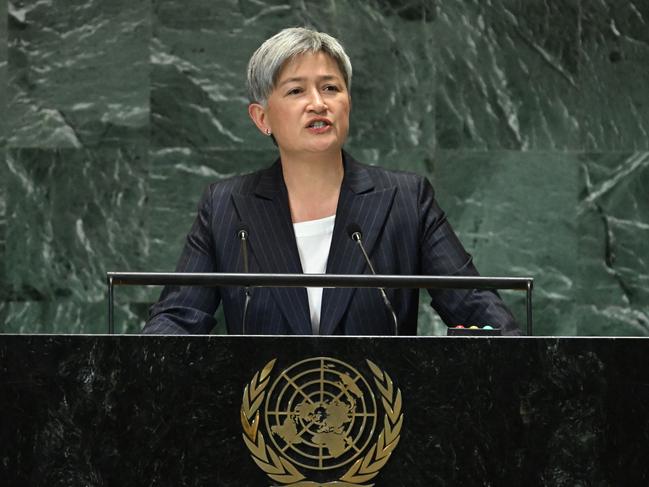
[231,162,312,335]
[319,156,397,335]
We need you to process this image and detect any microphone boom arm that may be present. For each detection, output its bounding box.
[350,230,399,336]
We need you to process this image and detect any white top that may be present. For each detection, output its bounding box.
[293,214,336,334]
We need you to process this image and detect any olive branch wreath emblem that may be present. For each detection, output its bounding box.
[240,358,403,487]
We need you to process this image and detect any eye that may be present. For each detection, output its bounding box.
[286,87,303,96]
[324,84,341,92]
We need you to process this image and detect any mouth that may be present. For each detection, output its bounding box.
[306,118,332,129]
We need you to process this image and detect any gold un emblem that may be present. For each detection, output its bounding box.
[240,357,403,486]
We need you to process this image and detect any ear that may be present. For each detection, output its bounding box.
[248,103,269,135]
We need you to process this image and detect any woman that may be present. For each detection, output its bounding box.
[144,27,519,336]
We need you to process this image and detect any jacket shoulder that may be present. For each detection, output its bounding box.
[204,165,271,198]
[353,159,430,194]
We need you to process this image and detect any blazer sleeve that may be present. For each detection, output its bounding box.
[417,178,521,335]
[142,186,221,334]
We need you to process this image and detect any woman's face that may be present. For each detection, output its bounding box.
[250,51,351,158]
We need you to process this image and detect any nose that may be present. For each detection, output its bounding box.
[306,88,328,113]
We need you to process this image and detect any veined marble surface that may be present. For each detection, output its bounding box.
[4,147,151,333]
[7,0,149,148]
[578,152,649,335]
[435,0,581,150]
[1,0,648,335]
[433,151,580,335]
[579,0,649,150]
[0,0,7,145]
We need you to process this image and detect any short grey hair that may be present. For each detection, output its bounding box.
[247,27,353,105]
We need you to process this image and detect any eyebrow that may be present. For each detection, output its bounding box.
[278,75,341,87]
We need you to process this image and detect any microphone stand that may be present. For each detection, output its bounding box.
[349,229,399,336]
[238,228,251,335]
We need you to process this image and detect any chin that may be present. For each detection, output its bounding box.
[306,145,341,156]
[307,138,344,153]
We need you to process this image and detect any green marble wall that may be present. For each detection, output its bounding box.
[1,0,647,335]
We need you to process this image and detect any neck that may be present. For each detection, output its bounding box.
[279,149,344,223]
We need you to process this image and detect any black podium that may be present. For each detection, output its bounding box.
[1,335,649,486]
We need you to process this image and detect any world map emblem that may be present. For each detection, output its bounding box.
[240,357,403,486]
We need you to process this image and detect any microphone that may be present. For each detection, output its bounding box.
[237,224,251,335]
[346,224,399,336]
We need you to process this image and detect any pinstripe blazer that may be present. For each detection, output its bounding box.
[144,152,519,336]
